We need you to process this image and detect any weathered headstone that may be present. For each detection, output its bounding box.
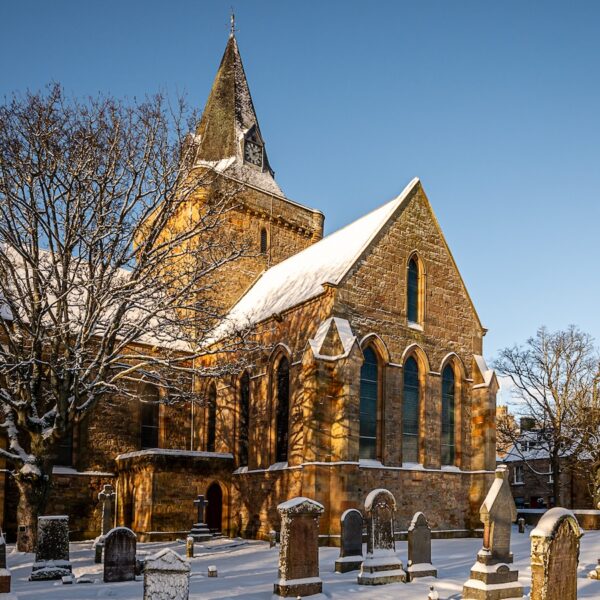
[463,466,523,599]
[186,536,194,558]
[189,494,211,542]
[407,511,437,580]
[357,488,406,585]
[30,515,72,581]
[334,508,363,573]
[269,530,277,548]
[98,484,116,536]
[518,517,525,534]
[273,496,324,598]
[93,535,104,564]
[143,548,190,600]
[530,507,582,600]
[103,527,136,583]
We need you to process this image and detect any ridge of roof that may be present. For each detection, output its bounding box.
[209,178,420,342]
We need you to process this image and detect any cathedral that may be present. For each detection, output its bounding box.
[1,31,498,543]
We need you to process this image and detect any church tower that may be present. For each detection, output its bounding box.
[189,29,324,311]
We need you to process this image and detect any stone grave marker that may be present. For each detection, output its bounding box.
[407,511,437,580]
[335,508,363,573]
[273,496,324,598]
[357,488,406,585]
[186,536,194,558]
[189,494,212,542]
[98,484,116,536]
[463,466,523,599]
[518,517,525,534]
[530,507,582,600]
[143,548,190,600]
[103,526,137,582]
[0,530,6,569]
[30,515,72,581]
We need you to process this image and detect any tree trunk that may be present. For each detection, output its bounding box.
[15,471,51,553]
[552,454,561,506]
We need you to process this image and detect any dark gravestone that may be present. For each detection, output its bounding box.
[518,517,525,534]
[98,484,116,536]
[335,509,363,573]
[104,527,137,582]
[30,516,72,581]
[273,497,324,598]
[407,512,437,579]
[189,495,211,542]
[358,489,405,585]
[0,531,6,569]
[531,508,582,600]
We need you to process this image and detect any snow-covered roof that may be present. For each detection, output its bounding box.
[210,178,420,342]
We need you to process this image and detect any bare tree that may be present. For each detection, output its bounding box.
[494,325,599,505]
[0,85,255,550]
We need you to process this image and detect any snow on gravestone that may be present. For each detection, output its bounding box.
[407,512,437,580]
[30,516,72,581]
[463,466,523,600]
[103,527,136,583]
[357,488,406,585]
[530,507,582,600]
[143,548,190,600]
[273,496,324,598]
[335,508,363,573]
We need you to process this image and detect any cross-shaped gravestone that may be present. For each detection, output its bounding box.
[98,484,116,536]
[194,495,208,524]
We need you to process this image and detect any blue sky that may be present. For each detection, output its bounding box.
[1,0,599,370]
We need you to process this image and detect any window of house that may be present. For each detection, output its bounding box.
[359,346,379,460]
[403,356,420,463]
[260,228,268,254]
[275,357,290,463]
[140,384,160,449]
[55,428,74,466]
[206,384,217,452]
[441,365,456,465]
[514,465,524,484]
[238,372,250,466]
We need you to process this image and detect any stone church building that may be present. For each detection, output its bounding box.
[1,32,498,543]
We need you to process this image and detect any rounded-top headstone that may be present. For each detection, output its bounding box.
[104,527,137,583]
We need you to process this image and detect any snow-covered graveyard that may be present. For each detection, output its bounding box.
[2,527,600,599]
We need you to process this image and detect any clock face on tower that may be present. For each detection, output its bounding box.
[244,140,263,168]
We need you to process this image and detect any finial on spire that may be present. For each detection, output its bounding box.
[230,10,236,37]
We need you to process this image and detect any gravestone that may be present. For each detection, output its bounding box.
[273,496,324,598]
[0,531,6,569]
[189,495,212,542]
[334,508,363,573]
[530,507,582,600]
[517,518,525,534]
[103,527,136,582]
[407,512,437,580]
[98,484,116,535]
[143,548,190,600]
[463,466,523,599]
[357,488,406,585]
[186,536,194,558]
[30,515,72,581]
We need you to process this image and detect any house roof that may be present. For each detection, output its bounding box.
[209,178,420,342]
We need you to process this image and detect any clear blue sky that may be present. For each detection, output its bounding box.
[1,0,599,367]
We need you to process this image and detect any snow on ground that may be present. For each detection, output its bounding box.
[6,526,600,599]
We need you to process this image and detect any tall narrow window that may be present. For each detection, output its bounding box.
[275,357,290,463]
[441,365,456,465]
[407,256,419,323]
[402,356,420,463]
[56,428,74,466]
[206,384,217,452]
[359,347,379,460]
[260,228,268,254]
[140,384,160,449]
[239,372,250,466]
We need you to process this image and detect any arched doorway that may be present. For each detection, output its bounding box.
[205,482,223,533]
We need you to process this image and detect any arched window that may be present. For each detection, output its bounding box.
[275,357,290,463]
[140,384,160,449]
[206,384,217,452]
[238,372,250,466]
[441,365,456,465]
[402,356,420,463]
[260,228,268,254]
[407,256,420,324]
[359,346,379,460]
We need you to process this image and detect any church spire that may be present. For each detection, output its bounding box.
[194,29,283,196]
